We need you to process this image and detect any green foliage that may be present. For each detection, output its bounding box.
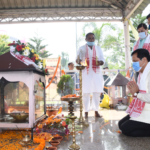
[102,28,125,71]
[27,32,52,58]
[57,75,74,95]
[81,22,116,47]
[0,34,10,55]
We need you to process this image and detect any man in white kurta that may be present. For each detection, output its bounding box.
[76,33,105,118]
[119,49,150,137]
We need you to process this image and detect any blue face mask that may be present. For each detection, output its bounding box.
[139,32,147,39]
[87,41,95,46]
[132,61,141,72]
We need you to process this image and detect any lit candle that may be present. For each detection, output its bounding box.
[85,59,87,66]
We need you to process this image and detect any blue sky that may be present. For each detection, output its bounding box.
[0,4,150,62]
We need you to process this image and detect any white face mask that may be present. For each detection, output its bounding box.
[139,32,147,39]
[105,72,109,75]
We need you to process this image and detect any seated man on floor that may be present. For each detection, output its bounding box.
[119,48,150,137]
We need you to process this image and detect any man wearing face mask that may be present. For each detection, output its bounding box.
[76,32,105,118]
[119,49,150,137]
[147,14,150,30]
[133,23,150,53]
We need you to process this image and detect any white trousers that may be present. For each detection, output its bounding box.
[83,93,100,112]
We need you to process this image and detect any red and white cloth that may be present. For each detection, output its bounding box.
[10,46,39,69]
[133,34,150,53]
[126,90,146,118]
[85,44,100,74]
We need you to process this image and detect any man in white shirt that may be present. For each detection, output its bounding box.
[119,49,150,137]
[66,62,79,89]
[76,33,105,118]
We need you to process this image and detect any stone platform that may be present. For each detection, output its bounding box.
[45,109,150,150]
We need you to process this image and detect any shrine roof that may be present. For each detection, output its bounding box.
[0,52,44,75]
[107,73,129,86]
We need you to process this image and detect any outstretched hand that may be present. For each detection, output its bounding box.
[76,59,82,65]
[127,81,139,96]
[96,61,104,66]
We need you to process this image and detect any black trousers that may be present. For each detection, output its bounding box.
[118,115,150,137]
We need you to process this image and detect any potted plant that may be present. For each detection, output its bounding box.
[57,75,74,96]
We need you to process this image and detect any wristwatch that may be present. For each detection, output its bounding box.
[134,93,138,97]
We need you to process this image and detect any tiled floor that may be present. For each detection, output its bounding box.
[45,109,150,150]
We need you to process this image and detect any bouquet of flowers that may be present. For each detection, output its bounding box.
[36,115,70,136]
[8,40,48,74]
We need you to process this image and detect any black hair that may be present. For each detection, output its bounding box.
[146,14,150,19]
[86,32,95,39]
[68,62,73,66]
[103,67,108,69]
[131,49,150,62]
[137,23,148,30]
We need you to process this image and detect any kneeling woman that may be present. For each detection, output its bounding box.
[119,48,150,137]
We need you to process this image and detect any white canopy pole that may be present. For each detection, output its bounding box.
[123,20,131,70]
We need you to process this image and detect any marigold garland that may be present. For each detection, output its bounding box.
[46,56,61,89]
[0,131,45,150]
[33,138,45,150]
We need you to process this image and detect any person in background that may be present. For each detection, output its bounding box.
[68,62,74,70]
[66,62,79,89]
[133,23,150,52]
[100,67,111,100]
[132,23,150,82]
[76,32,105,118]
[119,49,150,137]
[103,67,111,94]
[147,14,150,30]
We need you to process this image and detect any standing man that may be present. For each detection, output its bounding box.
[66,62,79,89]
[133,23,150,52]
[147,14,150,30]
[76,32,105,118]
[132,23,150,82]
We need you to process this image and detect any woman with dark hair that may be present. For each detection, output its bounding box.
[133,23,150,53]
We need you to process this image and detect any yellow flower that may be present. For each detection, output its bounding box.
[43,59,46,68]
[31,49,34,53]
[22,48,25,51]
[34,54,37,57]
[36,57,39,60]
[26,47,30,50]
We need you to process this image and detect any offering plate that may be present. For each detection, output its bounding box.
[61,97,80,116]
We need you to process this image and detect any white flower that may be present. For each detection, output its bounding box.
[15,52,20,55]
[38,62,42,69]
[23,49,29,56]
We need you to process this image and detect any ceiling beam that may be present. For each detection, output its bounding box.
[7,0,12,8]
[28,0,31,8]
[0,8,121,14]
[124,0,144,19]
[48,0,51,7]
[0,0,5,9]
[14,0,18,8]
[0,18,122,24]
[21,0,25,8]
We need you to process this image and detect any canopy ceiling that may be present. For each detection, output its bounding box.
[0,0,149,23]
